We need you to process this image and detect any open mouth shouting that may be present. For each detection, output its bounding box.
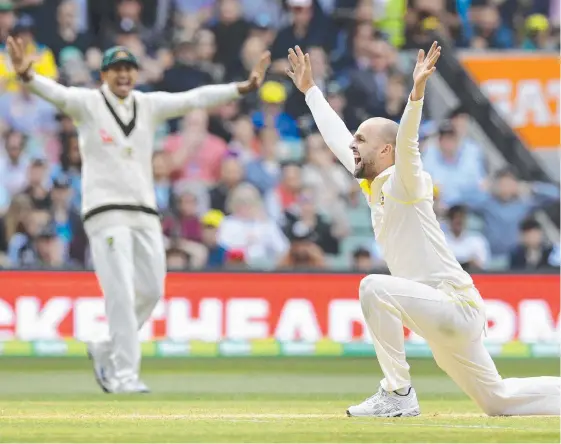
[352,146,364,177]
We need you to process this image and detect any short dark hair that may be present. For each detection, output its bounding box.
[494,167,517,180]
[448,105,469,119]
[520,218,541,232]
[447,205,466,220]
[353,247,371,259]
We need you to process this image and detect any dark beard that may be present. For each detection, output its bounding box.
[353,164,366,179]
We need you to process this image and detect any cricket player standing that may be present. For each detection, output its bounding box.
[7,36,270,393]
[287,42,560,417]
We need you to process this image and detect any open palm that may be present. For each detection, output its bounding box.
[6,36,33,75]
[286,46,314,94]
[413,41,441,85]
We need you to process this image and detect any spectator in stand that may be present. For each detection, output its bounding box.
[352,246,374,272]
[24,158,51,210]
[0,193,33,256]
[0,0,15,44]
[211,0,251,77]
[0,84,57,136]
[346,38,392,124]
[49,173,86,264]
[301,132,352,228]
[245,126,282,198]
[166,109,228,183]
[0,129,30,198]
[228,115,257,164]
[270,0,324,73]
[283,187,341,255]
[381,73,407,122]
[278,220,326,269]
[218,183,288,268]
[447,104,484,166]
[272,162,302,215]
[28,223,64,268]
[469,4,514,49]
[0,14,58,92]
[163,186,204,243]
[466,168,560,258]
[227,34,266,84]
[201,209,228,268]
[444,205,490,272]
[50,129,81,211]
[210,155,245,214]
[195,28,225,83]
[521,14,554,50]
[159,37,213,95]
[152,151,172,212]
[510,218,555,270]
[423,120,485,208]
[8,206,50,267]
[166,245,191,271]
[252,81,300,141]
[45,0,96,67]
[405,0,462,48]
[103,0,162,50]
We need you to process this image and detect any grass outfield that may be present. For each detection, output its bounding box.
[0,357,559,443]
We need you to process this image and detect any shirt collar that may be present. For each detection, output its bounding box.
[374,165,395,182]
[101,83,133,109]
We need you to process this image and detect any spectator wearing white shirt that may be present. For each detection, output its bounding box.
[218,182,289,268]
[0,130,30,198]
[444,205,490,272]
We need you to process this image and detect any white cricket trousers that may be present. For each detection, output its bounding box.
[359,274,560,416]
[88,223,165,384]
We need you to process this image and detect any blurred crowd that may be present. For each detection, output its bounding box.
[0,0,558,272]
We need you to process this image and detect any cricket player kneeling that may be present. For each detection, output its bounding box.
[287,42,560,417]
[7,37,270,393]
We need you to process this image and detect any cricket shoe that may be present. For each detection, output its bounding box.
[87,341,114,393]
[112,379,151,394]
[346,386,420,417]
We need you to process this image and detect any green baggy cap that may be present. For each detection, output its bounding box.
[101,46,139,71]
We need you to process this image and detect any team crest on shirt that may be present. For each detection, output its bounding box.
[100,129,114,144]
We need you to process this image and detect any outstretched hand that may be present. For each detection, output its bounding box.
[6,36,33,77]
[411,41,441,101]
[413,41,441,85]
[237,51,271,95]
[286,46,315,94]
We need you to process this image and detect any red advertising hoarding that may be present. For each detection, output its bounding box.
[0,272,558,344]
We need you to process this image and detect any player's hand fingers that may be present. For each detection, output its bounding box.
[257,50,271,73]
[285,69,295,81]
[304,53,312,72]
[288,48,298,70]
[426,47,441,68]
[426,41,437,59]
[295,45,305,64]
[417,49,424,63]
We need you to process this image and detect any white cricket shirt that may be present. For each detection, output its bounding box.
[27,75,239,232]
[305,86,473,288]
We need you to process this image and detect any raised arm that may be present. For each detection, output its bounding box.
[287,46,355,174]
[148,51,271,123]
[395,41,441,198]
[7,37,86,119]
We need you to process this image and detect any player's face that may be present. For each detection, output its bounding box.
[102,62,138,98]
[351,123,392,180]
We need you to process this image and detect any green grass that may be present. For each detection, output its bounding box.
[0,358,558,443]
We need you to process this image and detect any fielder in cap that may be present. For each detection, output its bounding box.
[7,36,271,393]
